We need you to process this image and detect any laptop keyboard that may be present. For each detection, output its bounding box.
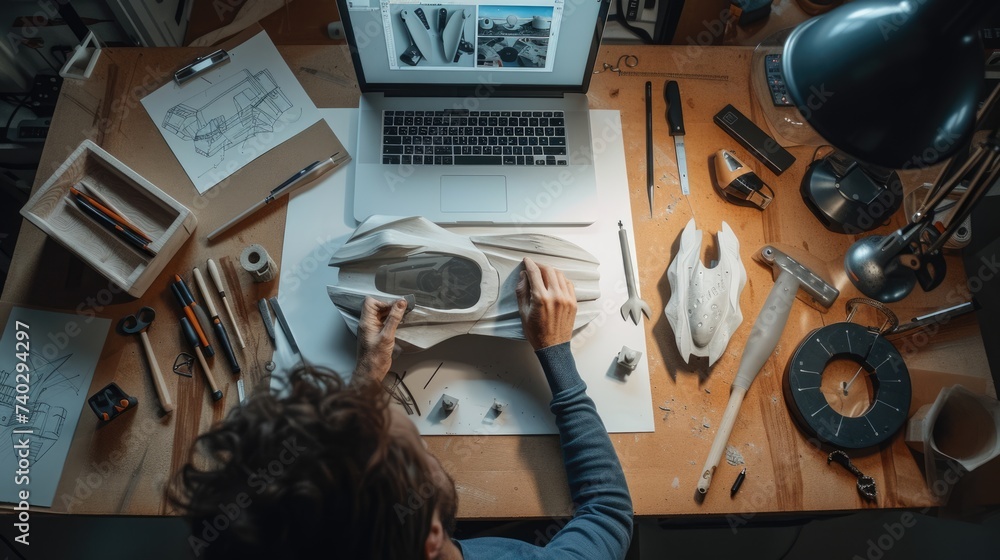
[382,110,568,166]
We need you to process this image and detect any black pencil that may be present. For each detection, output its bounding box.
[72,194,156,257]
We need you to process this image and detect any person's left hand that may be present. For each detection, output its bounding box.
[353,296,408,383]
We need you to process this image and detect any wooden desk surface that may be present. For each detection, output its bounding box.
[4,43,996,517]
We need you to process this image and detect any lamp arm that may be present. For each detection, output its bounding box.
[917,83,1000,220]
[916,144,985,219]
[927,147,1000,255]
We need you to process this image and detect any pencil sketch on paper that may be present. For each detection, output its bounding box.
[161,68,295,159]
[0,308,109,507]
[0,353,78,467]
[140,30,322,194]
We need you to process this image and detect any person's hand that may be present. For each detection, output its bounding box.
[354,297,407,382]
[515,257,577,350]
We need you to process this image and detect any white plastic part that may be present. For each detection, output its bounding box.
[442,10,470,62]
[59,31,102,80]
[664,219,747,366]
[906,385,1000,502]
[401,10,434,60]
[616,346,642,372]
[327,216,601,351]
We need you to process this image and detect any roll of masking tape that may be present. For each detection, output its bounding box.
[240,244,276,283]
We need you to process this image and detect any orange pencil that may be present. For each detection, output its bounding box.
[69,186,152,242]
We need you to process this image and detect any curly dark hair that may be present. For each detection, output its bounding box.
[169,366,442,560]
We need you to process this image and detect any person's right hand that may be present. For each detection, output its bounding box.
[515,257,577,350]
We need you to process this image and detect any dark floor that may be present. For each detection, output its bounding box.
[1,508,999,559]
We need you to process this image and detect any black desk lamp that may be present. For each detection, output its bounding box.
[781,0,1000,302]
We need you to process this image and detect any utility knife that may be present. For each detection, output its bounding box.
[665,81,690,195]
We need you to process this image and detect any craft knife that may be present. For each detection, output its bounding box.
[258,298,276,344]
[664,81,690,196]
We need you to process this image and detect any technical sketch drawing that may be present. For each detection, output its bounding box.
[0,307,109,507]
[0,352,81,467]
[161,68,293,158]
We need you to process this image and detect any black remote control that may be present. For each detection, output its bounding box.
[714,104,796,175]
[765,54,793,107]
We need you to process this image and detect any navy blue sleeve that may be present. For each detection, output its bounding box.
[457,343,634,559]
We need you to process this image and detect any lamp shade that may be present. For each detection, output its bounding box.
[782,0,994,169]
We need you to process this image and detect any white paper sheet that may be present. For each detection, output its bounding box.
[273,109,653,435]
[141,31,321,194]
[0,307,110,507]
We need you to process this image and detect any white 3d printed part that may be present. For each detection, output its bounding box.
[327,216,601,351]
[664,219,746,366]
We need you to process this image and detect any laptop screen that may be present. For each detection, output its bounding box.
[337,0,610,94]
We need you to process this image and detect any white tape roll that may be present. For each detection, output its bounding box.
[240,244,277,283]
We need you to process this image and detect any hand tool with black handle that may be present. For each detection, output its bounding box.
[664,80,690,195]
[193,267,241,374]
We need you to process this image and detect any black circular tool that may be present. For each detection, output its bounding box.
[783,299,911,449]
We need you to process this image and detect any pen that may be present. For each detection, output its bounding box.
[71,194,156,257]
[731,467,746,497]
[645,81,654,217]
[206,152,348,242]
[207,258,246,349]
[70,186,152,242]
[193,267,241,374]
[171,276,215,357]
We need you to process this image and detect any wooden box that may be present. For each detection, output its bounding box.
[20,140,197,297]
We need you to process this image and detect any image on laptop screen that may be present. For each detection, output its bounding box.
[340,0,606,92]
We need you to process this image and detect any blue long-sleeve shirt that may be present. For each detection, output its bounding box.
[455,343,634,559]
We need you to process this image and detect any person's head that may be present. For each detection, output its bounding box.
[169,365,458,560]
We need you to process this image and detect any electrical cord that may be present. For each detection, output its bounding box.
[811,144,834,162]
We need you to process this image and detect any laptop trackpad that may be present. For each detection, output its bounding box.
[441,175,507,213]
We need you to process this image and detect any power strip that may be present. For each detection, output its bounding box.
[27,74,62,117]
[16,118,51,142]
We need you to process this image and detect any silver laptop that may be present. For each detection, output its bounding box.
[337,0,612,225]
